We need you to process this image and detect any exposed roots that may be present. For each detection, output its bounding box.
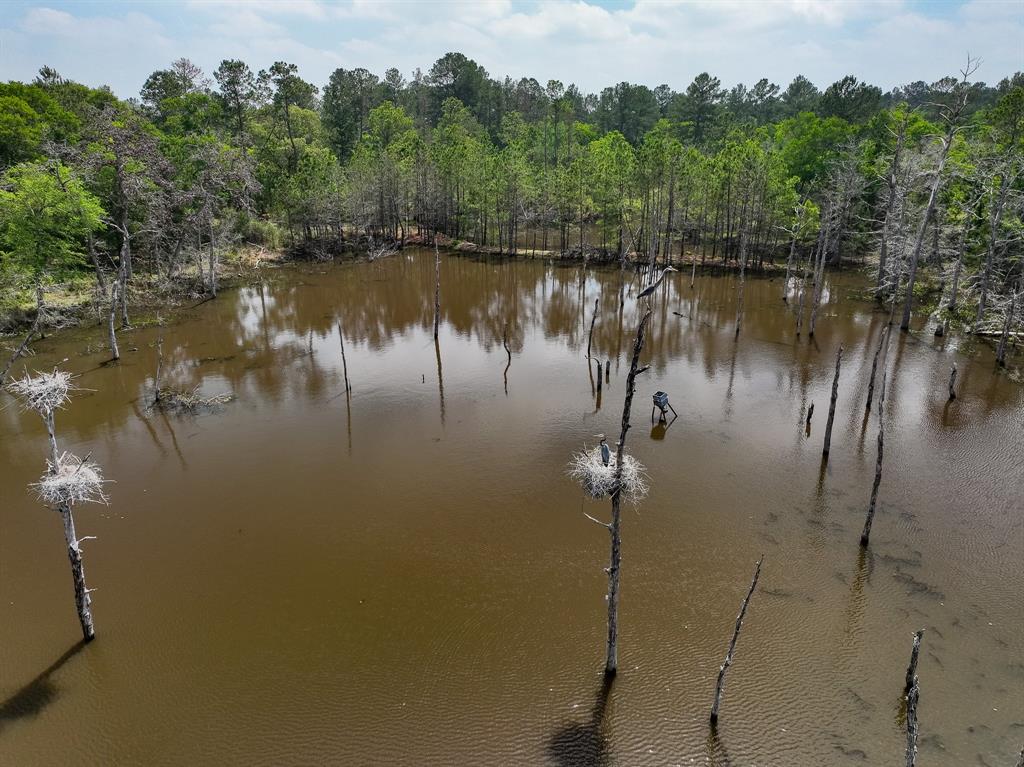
[34,451,109,507]
[154,386,233,413]
[568,445,649,501]
[6,368,74,414]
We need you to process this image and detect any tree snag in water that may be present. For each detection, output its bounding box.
[338,322,351,392]
[603,305,652,676]
[822,345,843,457]
[710,554,764,726]
[587,298,599,360]
[904,629,925,695]
[947,364,957,401]
[865,328,887,413]
[433,242,441,340]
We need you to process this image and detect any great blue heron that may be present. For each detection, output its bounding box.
[636,266,677,300]
[594,434,611,466]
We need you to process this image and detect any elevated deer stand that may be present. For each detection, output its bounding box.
[651,391,677,423]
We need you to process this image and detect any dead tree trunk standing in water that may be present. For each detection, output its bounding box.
[865,328,887,413]
[9,370,105,642]
[587,298,599,359]
[1015,746,1024,767]
[502,325,512,395]
[947,364,957,401]
[734,228,748,339]
[338,323,351,392]
[602,306,652,676]
[710,554,764,726]
[822,345,843,458]
[433,243,441,340]
[153,337,164,404]
[996,279,1020,367]
[861,326,892,547]
[904,629,925,694]
[904,631,924,767]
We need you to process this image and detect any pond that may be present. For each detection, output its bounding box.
[1,249,1021,766]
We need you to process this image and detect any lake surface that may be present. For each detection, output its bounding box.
[1,250,1021,766]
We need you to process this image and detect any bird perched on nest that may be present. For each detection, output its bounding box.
[594,434,611,466]
[636,266,677,300]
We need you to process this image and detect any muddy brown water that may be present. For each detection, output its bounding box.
[1,250,1021,766]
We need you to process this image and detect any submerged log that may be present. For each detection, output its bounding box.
[710,554,764,726]
[822,345,843,457]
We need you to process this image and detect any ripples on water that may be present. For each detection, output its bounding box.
[1,250,1021,766]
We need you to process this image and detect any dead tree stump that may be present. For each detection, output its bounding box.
[710,554,764,726]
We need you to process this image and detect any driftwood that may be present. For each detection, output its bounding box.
[710,554,764,726]
[822,345,843,457]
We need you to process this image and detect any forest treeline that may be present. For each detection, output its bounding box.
[1,52,1022,365]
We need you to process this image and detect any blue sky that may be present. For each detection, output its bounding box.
[1,1,1021,97]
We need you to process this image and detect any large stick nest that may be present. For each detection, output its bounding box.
[568,446,649,501]
[7,369,74,414]
[33,451,109,507]
[154,386,234,413]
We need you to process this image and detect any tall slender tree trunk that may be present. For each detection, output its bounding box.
[433,243,441,340]
[604,306,652,676]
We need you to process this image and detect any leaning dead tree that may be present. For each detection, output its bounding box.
[822,344,843,458]
[587,298,599,359]
[710,554,764,726]
[8,369,108,641]
[861,328,892,547]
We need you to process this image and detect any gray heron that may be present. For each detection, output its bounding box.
[636,266,677,301]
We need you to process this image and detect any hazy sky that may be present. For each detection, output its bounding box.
[1,1,1021,97]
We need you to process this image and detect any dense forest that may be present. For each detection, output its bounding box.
[1,53,1022,369]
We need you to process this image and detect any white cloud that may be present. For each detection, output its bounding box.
[1,0,1019,98]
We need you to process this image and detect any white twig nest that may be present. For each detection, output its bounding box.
[33,452,109,507]
[568,446,649,501]
[7,369,74,414]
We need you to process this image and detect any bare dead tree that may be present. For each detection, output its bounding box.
[433,242,441,340]
[902,60,977,331]
[1015,745,1024,767]
[587,298,599,359]
[8,370,106,641]
[503,324,512,395]
[904,629,925,694]
[734,227,749,339]
[710,554,764,726]
[860,327,892,548]
[1,314,42,385]
[996,277,1020,367]
[822,344,843,457]
[865,327,887,413]
[906,674,920,767]
[338,322,350,392]
[947,364,957,401]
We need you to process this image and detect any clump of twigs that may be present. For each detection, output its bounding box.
[568,446,649,501]
[367,240,398,261]
[154,385,233,413]
[33,451,109,507]
[7,368,74,414]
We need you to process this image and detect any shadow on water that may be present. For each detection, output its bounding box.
[705,726,734,767]
[0,640,88,733]
[546,675,614,767]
